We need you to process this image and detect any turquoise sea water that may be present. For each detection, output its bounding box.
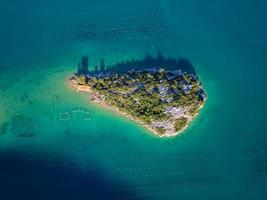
[0,0,267,199]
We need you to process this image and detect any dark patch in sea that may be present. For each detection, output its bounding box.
[0,150,136,200]
[0,122,8,135]
[20,94,35,105]
[11,115,38,137]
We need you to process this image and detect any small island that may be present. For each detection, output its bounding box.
[69,55,206,137]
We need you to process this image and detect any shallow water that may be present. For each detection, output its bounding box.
[0,0,267,199]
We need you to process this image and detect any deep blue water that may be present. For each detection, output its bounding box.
[0,0,267,199]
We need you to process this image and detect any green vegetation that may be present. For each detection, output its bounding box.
[155,127,166,135]
[174,117,188,132]
[76,76,87,85]
[74,68,206,135]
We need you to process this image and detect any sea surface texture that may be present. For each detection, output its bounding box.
[0,0,267,199]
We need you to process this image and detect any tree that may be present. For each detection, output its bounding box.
[174,117,188,132]
[155,127,166,135]
[76,76,87,85]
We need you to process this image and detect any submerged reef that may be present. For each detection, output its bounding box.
[0,122,8,135]
[11,115,37,137]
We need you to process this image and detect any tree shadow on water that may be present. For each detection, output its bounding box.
[0,151,138,200]
[91,52,196,75]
